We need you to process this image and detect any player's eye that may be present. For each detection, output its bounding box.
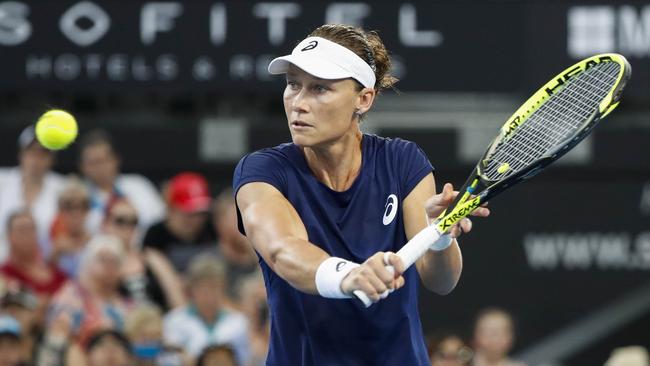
[313,84,329,93]
[286,80,299,90]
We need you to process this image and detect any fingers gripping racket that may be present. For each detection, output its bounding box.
[354,53,631,307]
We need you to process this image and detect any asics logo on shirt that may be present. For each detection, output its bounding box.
[383,194,398,225]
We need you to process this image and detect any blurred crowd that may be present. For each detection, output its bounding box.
[0,126,646,366]
[426,308,649,366]
[426,308,526,366]
[0,126,264,366]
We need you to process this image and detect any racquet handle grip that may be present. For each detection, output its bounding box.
[353,227,442,307]
[353,290,372,307]
[395,225,442,269]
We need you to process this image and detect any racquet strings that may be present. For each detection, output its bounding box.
[483,62,621,180]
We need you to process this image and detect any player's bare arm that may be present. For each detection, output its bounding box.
[238,181,401,300]
[237,181,327,294]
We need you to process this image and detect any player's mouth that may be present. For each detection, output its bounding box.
[291,120,313,130]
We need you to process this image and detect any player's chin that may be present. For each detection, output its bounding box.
[290,133,316,147]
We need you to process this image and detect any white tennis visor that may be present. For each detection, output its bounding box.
[268,36,376,89]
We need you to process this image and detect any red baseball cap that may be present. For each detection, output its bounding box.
[168,172,211,213]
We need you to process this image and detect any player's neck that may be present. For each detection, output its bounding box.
[303,130,363,192]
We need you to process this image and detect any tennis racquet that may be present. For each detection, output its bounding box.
[354,53,631,307]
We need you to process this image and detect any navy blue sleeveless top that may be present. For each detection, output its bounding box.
[233,134,434,366]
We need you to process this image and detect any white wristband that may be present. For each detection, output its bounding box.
[429,233,453,252]
[315,257,360,299]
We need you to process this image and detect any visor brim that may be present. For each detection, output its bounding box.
[268,55,353,81]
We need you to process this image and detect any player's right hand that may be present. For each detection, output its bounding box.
[341,252,405,303]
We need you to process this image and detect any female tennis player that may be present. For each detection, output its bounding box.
[233,24,489,365]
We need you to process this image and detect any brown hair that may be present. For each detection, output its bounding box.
[309,24,398,93]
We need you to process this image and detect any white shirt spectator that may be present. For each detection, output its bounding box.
[85,174,165,235]
[163,305,250,365]
[0,167,64,262]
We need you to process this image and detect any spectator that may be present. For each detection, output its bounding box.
[471,308,526,366]
[237,271,269,366]
[212,188,258,300]
[0,125,64,262]
[143,172,215,272]
[66,329,133,366]
[47,177,92,278]
[197,344,239,366]
[163,255,249,365]
[429,333,473,366]
[102,198,185,311]
[0,314,23,366]
[0,210,67,300]
[124,304,190,366]
[46,234,130,349]
[1,288,39,365]
[78,129,164,234]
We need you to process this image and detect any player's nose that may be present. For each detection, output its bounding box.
[291,89,310,113]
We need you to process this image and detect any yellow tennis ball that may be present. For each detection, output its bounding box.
[35,109,78,150]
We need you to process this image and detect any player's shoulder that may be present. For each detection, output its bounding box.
[366,133,418,147]
[236,142,298,171]
[245,142,295,160]
[366,134,423,156]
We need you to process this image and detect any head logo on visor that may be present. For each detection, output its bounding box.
[301,40,318,51]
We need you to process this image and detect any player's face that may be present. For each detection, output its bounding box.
[283,65,361,147]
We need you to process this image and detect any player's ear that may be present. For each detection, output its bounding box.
[356,87,376,115]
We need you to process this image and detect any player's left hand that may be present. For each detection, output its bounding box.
[425,183,490,238]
